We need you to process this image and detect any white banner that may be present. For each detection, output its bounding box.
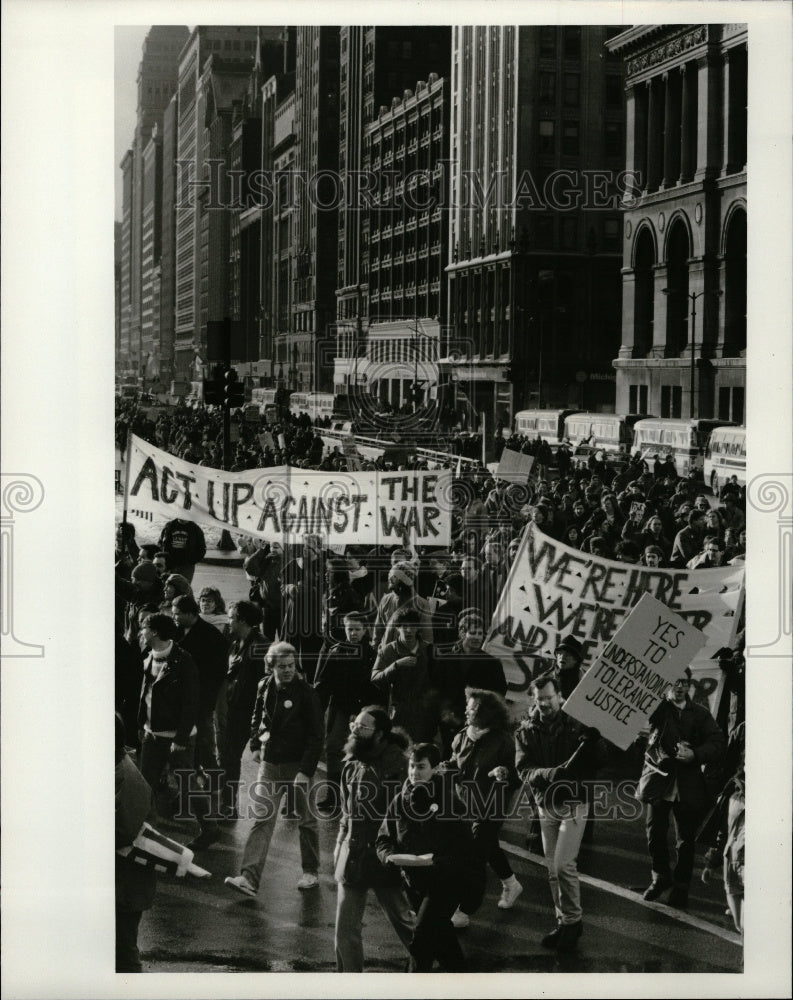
[562,593,708,749]
[484,523,744,713]
[125,435,451,546]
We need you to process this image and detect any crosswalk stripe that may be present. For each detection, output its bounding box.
[499,840,742,946]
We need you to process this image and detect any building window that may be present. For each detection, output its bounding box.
[540,27,556,57]
[629,384,649,413]
[536,215,554,248]
[539,72,556,105]
[539,119,555,154]
[606,74,622,107]
[562,121,579,156]
[563,73,579,107]
[563,26,581,59]
[719,385,745,423]
[605,121,622,158]
[603,218,621,250]
[661,385,683,418]
[561,217,578,248]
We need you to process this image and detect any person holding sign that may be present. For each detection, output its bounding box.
[515,674,602,952]
[637,666,726,908]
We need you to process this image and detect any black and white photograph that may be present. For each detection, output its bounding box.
[1,2,791,997]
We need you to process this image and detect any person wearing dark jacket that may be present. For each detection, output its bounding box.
[371,606,440,742]
[637,665,726,908]
[313,611,379,806]
[115,713,156,973]
[217,600,267,820]
[137,613,201,828]
[515,673,602,952]
[225,642,324,896]
[334,707,415,971]
[442,688,522,928]
[158,516,207,583]
[376,743,486,972]
[434,610,508,755]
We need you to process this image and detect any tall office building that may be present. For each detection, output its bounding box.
[447,26,626,426]
[290,26,340,392]
[336,27,451,323]
[173,26,261,380]
[123,25,189,383]
[607,24,747,422]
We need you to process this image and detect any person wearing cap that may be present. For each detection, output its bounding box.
[554,635,585,700]
[243,549,282,642]
[373,562,433,652]
[638,665,726,908]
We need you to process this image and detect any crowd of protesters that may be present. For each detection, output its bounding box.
[115,395,747,971]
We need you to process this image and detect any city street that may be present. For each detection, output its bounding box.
[138,737,741,975]
[122,546,742,976]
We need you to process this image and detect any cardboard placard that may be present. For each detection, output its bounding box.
[562,592,708,749]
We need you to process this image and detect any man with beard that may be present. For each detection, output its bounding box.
[515,673,602,952]
[333,707,415,972]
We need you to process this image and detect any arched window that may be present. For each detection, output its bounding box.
[665,220,690,355]
[633,228,655,356]
[724,208,747,355]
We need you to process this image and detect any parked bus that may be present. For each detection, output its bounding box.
[631,418,736,477]
[289,391,336,422]
[512,409,583,445]
[704,425,746,492]
[563,412,650,458]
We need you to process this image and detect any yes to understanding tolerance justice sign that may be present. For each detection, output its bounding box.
[483,523,744,712]
[562,593,707,749]
[125,435,452,546]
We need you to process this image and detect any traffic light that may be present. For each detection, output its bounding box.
[224,368,245,408]
[203,364,224,404]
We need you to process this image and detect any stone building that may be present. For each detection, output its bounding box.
[607,23,747,422]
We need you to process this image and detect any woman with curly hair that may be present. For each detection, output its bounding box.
[441,687,521,928]
[198,586,229,634]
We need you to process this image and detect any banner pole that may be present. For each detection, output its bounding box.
[121,428,134,526]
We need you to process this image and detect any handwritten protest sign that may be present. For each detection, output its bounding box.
[484,523,744,713]
[562,593,707,748]
[125,435,451,546]
[496,448,534,484]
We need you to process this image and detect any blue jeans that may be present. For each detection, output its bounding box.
[240,760,319,888]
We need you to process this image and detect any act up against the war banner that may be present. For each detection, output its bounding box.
[483,522,744,711]
[561,593,707,749]
[124,435,451,546]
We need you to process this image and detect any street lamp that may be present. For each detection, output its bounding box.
[663,287,723,418]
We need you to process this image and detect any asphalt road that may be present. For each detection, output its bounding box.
[119,470,741,975]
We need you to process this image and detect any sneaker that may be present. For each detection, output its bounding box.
[224,874,257,898]
[497,876,524,909]
[642,876,672,901]
[296,872,319,890]
[451,908,470,929]
[187,828,220,852]
[556,921,583,953]
[540,924,563,949]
